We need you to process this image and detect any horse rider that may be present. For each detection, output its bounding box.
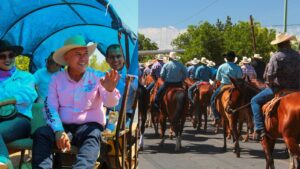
[251,33,300,140]
[154,52,188,109]
[210,51,243,124]
[187,58,200,79]
[240,56,257,81]
[188,57,212,104]
[251,53,266,82]
[146,54,164,93]
[206,60,217,80]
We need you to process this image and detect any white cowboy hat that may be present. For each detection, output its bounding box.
[206,60,216,67]
[200,57,209,64]
[270,33,296,45]
[155,54,164,61]
[241,56,251,64]
[169,52,181,60]
[53,35,97,66]
[190,58,200,65]
[253,53,262,59]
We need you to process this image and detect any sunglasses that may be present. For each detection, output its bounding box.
[0,52,16,60]
[107,54,123,60]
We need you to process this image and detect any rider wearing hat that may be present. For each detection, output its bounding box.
[210,51,243,124]
[146,54,165,93]
[188,57,212,103]
[154,52,187,108]
[251,33,300,140]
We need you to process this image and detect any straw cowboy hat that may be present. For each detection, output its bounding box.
[253,53,262,59]
[169,52,181,60]
[155,54,164,61]
[241,56,251,64]
[206,60,216,67]
[0,40,23,55]
[53,35,97,65]
[270,33,296,45]
[190,58,200,65]
[200,57,209,64]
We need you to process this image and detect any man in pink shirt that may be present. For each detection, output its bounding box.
[32,35,121,169]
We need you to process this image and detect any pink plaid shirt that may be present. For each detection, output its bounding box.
[241,64,257,80]
[45,68,120,132]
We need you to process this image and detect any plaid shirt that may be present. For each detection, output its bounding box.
[241,64,257,80]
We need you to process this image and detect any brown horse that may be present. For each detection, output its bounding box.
[261,92,300,169]
[193,82,213,132]
[215,77,259,157]
[158,80,188,152]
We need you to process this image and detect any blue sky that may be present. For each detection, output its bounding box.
[139,0,300,49]
[110,0,138,33]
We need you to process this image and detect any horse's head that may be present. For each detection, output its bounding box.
[225,76,261,113]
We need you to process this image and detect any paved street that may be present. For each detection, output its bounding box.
[139,120,289,169]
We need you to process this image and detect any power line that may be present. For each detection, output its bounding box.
[172,0,220,26]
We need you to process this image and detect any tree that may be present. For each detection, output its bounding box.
[138,33,158,50]
[138,33,159,62]
[171,17,276,64]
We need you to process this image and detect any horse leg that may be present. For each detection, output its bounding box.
[223,119,227,152]
[152,111,159,136]
[284,137,300,169]
[169,127,173,140]
[261,137,275,169]
[138,109,147,151]
[288,149,296,169]
[204,105,208,133]
[230,117,240,158]
[197,105,202,131]
[159,117,166,146]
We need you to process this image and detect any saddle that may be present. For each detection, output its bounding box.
[262,89,296,117]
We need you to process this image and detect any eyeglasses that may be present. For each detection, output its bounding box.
[0,52,16,60]
[107,54,123,60]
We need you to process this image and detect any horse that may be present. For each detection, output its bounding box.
[137,82,148,151]
[193,82,213,132]
[154,78,188,152]
[215,77,260,157]
[260,91,300,169]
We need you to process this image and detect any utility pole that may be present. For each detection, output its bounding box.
[284,0,288,32]
[250,15,256,53]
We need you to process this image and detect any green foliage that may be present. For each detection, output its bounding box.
[15,55,30,71]
[138,33,159,50]
[171,17,277,64]
[89,54,111,72]
[138,33,159,63]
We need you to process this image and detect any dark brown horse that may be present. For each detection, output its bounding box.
[153,78,188,152]
[261,91,300,169]
[215,77,259,157]
[193,82,213,132]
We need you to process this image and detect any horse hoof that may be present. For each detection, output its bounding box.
[236,152,240,158]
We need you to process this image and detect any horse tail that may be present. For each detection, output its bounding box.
[173,89,187,135]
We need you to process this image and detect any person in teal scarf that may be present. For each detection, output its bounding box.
[0,40,37,169]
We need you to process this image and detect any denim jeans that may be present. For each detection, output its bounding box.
[188,81,200,103]
[146,81,155,93]
[210,85,223,120]
[32,122,103,169]
[0,114,30,161]
[251,88,274,131]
